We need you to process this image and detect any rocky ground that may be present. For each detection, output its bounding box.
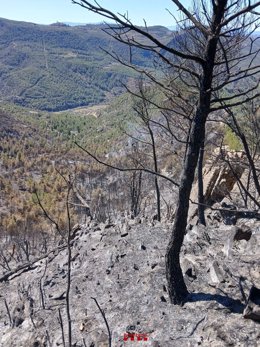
[0,213,259,347]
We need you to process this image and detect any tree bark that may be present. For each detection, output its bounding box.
[166,0,227,304]
[148,122,161,221]
[198,140,206,225]
[166,110,207,304]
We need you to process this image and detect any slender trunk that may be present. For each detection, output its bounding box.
[245,168,251,208]
[240,133,260,198]
[148,123,161,221]
[130,171,142,217]
[58,308,66,347]
[154,176,161,221]
[198,140,206,225]
[222,154,260,208]
[136,171,142,216]
[230,111,260,198]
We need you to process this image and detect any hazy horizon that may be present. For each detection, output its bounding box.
[1,0,193,27]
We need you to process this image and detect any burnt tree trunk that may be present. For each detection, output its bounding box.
[198,140,206,225]
[148,122,161,221]
[165,110,207,304]
[165,0,227,304]
[130,171,142,217]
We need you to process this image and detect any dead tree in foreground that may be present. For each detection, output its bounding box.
[73,0,260,304]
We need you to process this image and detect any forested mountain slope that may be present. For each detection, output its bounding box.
[0,18,173,111]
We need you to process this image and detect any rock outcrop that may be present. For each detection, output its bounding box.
[188,149,253,225]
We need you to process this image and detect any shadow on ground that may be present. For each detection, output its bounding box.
[187,292,245,313]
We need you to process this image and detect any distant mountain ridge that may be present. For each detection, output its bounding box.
[0,18,174,111]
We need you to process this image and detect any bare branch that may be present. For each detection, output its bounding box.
[220,1,260,28]
[75,142,179,187]
[91,297,112,347]
[171,0,209,36]
[34,190,62,237]
[72,0,205,64]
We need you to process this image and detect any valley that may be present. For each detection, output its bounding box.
[0,18,173,111]
[0,4,260,346]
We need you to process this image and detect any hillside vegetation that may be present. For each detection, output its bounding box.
[0,97,143,238]
[0,18,173,111]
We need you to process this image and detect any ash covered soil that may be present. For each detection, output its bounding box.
[0,216,259,347]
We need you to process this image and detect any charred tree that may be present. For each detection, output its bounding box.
[73,0,260,304]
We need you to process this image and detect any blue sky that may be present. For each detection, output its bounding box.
[0,0,192,26]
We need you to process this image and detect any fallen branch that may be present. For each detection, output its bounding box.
[176,316,206,339]
[0,244,66,283]
[189,199,260,220]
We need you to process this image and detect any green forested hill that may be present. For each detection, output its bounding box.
[0,18,173,111]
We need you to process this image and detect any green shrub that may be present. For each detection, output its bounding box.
[224,127,242,151]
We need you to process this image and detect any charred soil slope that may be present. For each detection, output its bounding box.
[0,217,259,346]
